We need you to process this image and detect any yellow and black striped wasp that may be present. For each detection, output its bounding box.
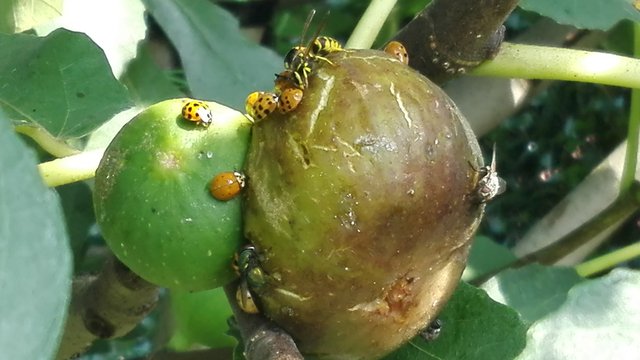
[279,10,344,90]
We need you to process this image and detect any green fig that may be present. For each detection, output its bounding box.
[244,49,485,359]
[94,99,252,291]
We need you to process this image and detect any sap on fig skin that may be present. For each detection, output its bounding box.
[244,50,485,359]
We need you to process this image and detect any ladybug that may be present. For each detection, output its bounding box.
[274,70,301,93]
[384,41,409,65]
[273,70,305,114]
[210,171,246,201]
[181,100,213,127]
[278,87,304,114]
[245,91,279,122]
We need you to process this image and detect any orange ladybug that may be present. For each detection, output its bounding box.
[384,41,409,65]
[181,100,213,127]
[278,87,304,114]
[274,70,300,94]
[210,171,246,201]
[245,91,279,122]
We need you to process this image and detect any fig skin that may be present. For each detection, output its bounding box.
[94,99,252,291]
[244,50,484,359]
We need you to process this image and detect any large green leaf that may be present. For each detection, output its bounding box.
[519,0,640,30]
[481,265,583,325]
[0,28,132,138]
[384,282,527,360]
[35,0,147,78]
[143,0,282,110]
[0,0,63,33]
[0,113,72,359]
[517,269,640,359]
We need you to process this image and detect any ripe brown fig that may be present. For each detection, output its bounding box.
[243,49,485,359]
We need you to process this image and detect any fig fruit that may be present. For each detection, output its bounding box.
[244,49,484,359]
[94,99,252,291]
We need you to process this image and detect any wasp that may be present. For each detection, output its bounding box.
[282,10,343,90]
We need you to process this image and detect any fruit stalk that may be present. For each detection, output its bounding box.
[223,281,303,360]
[392,0,518,83]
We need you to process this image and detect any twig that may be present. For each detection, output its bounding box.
[392,0,518,83]
[223,281,303,360]
[346,0,398,49]
[472,182,640,285]
[474,43,640,89]
[619,23,640,195]
[575,241,640,277]
[56,256,159,360]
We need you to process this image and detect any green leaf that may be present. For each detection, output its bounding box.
[462,235,517,282]
[519,0,640,31]
[120,43,184,106]
[384,282,527,360]
[143,0,282,110]
[517,269,640,359]
[481,264,584,325]
[0,28,132,138]
[0,113,72,359]
[34,0,147,78]
[0,0,63,33]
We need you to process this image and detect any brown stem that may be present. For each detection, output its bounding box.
[224,281,303,360]
[392,0,519,83]
[56,256,159,359]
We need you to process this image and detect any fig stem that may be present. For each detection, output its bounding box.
[223,281,303,360]
[14,124,80,157]
[346,0,398,49]
[38,149,104,187]
[474,182,640,284]
[474,43,640,89]
[55,256,159,360]
[619,24,640,195]
[575,241,640,277]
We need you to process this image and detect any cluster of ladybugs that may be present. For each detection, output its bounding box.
[244,11,411,123]
[179,21,411,204]
[245,12,344,122]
